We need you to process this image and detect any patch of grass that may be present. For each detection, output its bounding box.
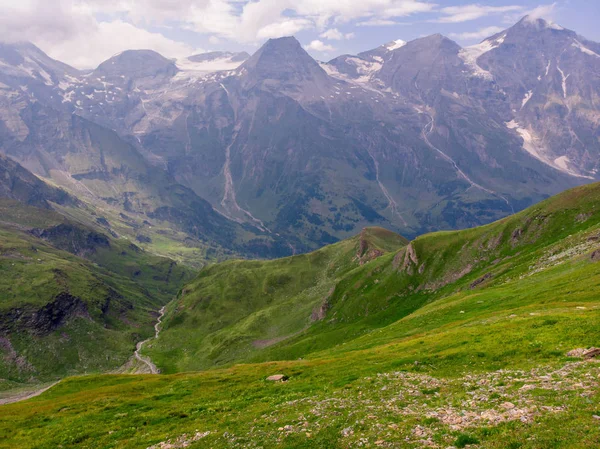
[455,433,480,448]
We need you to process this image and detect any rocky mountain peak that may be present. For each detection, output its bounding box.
[93,49,178,79]
[240,36,329,86]
[516,15,566,31]
[0,41,79,84]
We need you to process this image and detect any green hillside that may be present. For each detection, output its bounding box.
[147,183,600,374]
[0,200,194,385]
[1,183,600,448]
[147,227,408,372]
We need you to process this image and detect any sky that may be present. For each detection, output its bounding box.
[0,0,599,69]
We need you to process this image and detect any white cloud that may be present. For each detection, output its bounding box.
[0,0,550,68]
[319,28,354,40]
[449,26,504,41]
[0,0,199,68]
[49,20,199,68]
[524,3,557,21]
[256,18,314,40]
[356,19,399,27]
[501,3,558,25]
[436,4,523,23]
[306,39,335,52]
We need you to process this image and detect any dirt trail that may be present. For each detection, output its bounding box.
[0,381,60,406]
[134,306,166,374]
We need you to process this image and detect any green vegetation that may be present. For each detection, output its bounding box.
[147,227,407,372]
[1,183,600,448]
[149,183,600,374]
[0,200,194,384]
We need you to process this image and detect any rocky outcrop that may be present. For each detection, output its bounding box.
[0,292,90,336]
[470,273,492,289]
[311,288,334,321]
[31,224,110,258]
[355,229,385,265]
[394,243,419,275]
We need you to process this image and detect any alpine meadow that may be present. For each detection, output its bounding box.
[1,2,600,448]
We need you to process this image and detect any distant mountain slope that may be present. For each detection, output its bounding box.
[0,16,598,253]
[149,181,600,373]
[0,153,75,208]
[0,53,292,259]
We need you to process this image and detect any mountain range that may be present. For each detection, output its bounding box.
[1,14,600,446]
[1,15,599,255]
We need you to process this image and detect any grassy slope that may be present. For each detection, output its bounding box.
[0,184,600,448]
[149,183,600,373]
[148,227,408,372]
[0,200,195,384]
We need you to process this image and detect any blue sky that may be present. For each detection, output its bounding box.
[0,1,599,68]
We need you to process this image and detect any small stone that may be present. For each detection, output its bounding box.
[592,415,600,420]
[341,427,354,437]
[267,374,288,382]
[501,402,515,410]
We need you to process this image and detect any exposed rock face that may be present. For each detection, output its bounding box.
[395,243,419,274]
[0,293,90,336]
[567,347,600,358]
[311,288,334,321]
[0,153,75,208]
[94,50,178,81]
[31,224,110,257]
[470,273,492,289]
[355,229,385,265]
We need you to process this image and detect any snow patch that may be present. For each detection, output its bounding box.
[346,57,382,83]
[554,155,571,171]
[175,55,245,80]
[521,90,533,109]
[556,63,569,98]
[506,121,592,179]
[572,40,600,58]
[459,38,501,80]
[386,39,406,51]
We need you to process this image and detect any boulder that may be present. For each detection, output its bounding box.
[583,347,600,358]
[566,347,600,358]
[266,374,288,382]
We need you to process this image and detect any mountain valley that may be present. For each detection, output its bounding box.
[0,13,600,449]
